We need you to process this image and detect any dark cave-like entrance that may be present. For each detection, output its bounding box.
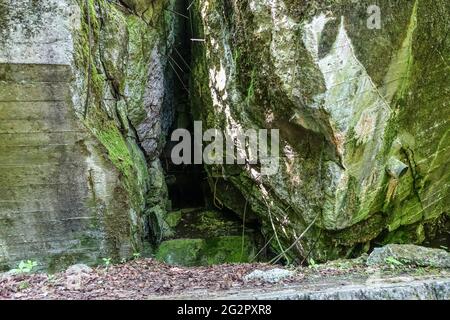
[153,0,267,266]
[160,0,208,211]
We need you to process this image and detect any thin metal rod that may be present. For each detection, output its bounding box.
[168,59,189,93]
[165,8,189,19]
[168,54,185,75]
[187,0,196,11]
[174,47,191,71]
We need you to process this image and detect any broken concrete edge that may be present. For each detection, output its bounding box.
[154,278,450,300]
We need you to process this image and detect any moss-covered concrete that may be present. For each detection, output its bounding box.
[156,236,256,266]
[162,209,246,240]
[70,0,176,261]
[0,0,176,270]
[155,208,260,266]
[1,0,447,269]
[156,239,206,266]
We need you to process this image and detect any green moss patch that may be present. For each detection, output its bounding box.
[155,239,206,267]
[155,236,257,266]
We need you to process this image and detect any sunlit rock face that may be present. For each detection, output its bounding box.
[0,0,175,271]
[191,0,449,262]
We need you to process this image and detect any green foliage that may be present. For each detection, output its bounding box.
[47,274,56,283]
[385,256,404,266]
[11,260,38,274]
[308,258,317,268]
[18,281,30,291]
[133,252,141,259]
[102,257,112,268]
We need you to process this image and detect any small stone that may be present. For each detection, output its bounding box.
[0,271,15,281]
[65,264,93,275]
[66,275,83,291]
[243,268,295,283]
[367,244,450,268]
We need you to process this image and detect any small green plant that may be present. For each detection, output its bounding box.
[11,260,38,274]
[102,257,112,268]
[47,274,56,282]
[18,281,30,290]
[133,252,141,260]
[415,267,426,276]
[308,258,317,268]
[385,256,404,266]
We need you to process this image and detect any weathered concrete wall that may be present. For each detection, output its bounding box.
[191,0,449,262]
[0,0,176,271]
[0,63,125,271]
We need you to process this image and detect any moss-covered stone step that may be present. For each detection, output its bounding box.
[0,101,70,120]
[0,64,71,83]
[154,208,261,266]
[0,82,70,101]
[155,236,257,266]
[0,145,87,165]
[161,209,248,240]
[0,132,85,147]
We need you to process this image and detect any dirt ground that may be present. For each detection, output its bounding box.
[1,258,448,300]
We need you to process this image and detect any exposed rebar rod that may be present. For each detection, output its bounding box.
[174,46,192,72]
[165,8,189,19]
[187,0,196,11]
[168,59,189,93]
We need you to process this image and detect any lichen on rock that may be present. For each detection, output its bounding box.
[367,244,450,268]
[0,0,448,271]
[0,0,177,271]
[190,0,450,262]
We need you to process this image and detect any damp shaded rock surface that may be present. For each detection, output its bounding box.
[0,0,448,272]
[155,236,256,266]
[154,209,260,266]
[155,208,262,266]
[190,0,450,262]
[160,209,253,240]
